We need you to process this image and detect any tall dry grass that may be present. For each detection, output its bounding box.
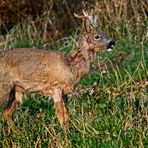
[0,0,147,50]
[95,0,147,39]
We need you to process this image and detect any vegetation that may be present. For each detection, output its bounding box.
[0,0,147,147]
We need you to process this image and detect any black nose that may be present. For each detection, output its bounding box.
[107,40,115,49]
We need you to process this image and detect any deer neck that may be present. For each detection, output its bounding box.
[70,36,96,79]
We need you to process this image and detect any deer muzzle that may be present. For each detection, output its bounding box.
[107,40,115,51]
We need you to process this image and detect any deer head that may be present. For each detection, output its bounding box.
[74,10,115,52]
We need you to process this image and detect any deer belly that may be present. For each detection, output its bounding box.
[14,79,73,96]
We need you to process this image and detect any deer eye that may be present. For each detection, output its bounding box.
[94,35,100,40]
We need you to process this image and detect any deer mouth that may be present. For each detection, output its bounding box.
[107,40,115,51]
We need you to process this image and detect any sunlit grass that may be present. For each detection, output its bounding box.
[0,32,147,147]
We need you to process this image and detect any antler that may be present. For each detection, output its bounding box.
[74,9,97,32]
[74,10,90,20]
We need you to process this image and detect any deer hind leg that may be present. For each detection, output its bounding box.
[52,88,69,128]
[2,86,23,128]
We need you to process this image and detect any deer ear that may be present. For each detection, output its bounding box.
[89,9,98,26]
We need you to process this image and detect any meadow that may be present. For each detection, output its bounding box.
[0,0,148,147]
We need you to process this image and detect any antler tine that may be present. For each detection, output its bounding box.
[74,13,88,20]
[82,10,89,17]
[74,13,83,19]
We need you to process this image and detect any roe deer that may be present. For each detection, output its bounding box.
[0,10,115,129]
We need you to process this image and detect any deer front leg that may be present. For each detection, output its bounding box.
[52,88,69,128]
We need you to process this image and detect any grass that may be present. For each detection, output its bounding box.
[0,1,148,146]
[0,32,147,147]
